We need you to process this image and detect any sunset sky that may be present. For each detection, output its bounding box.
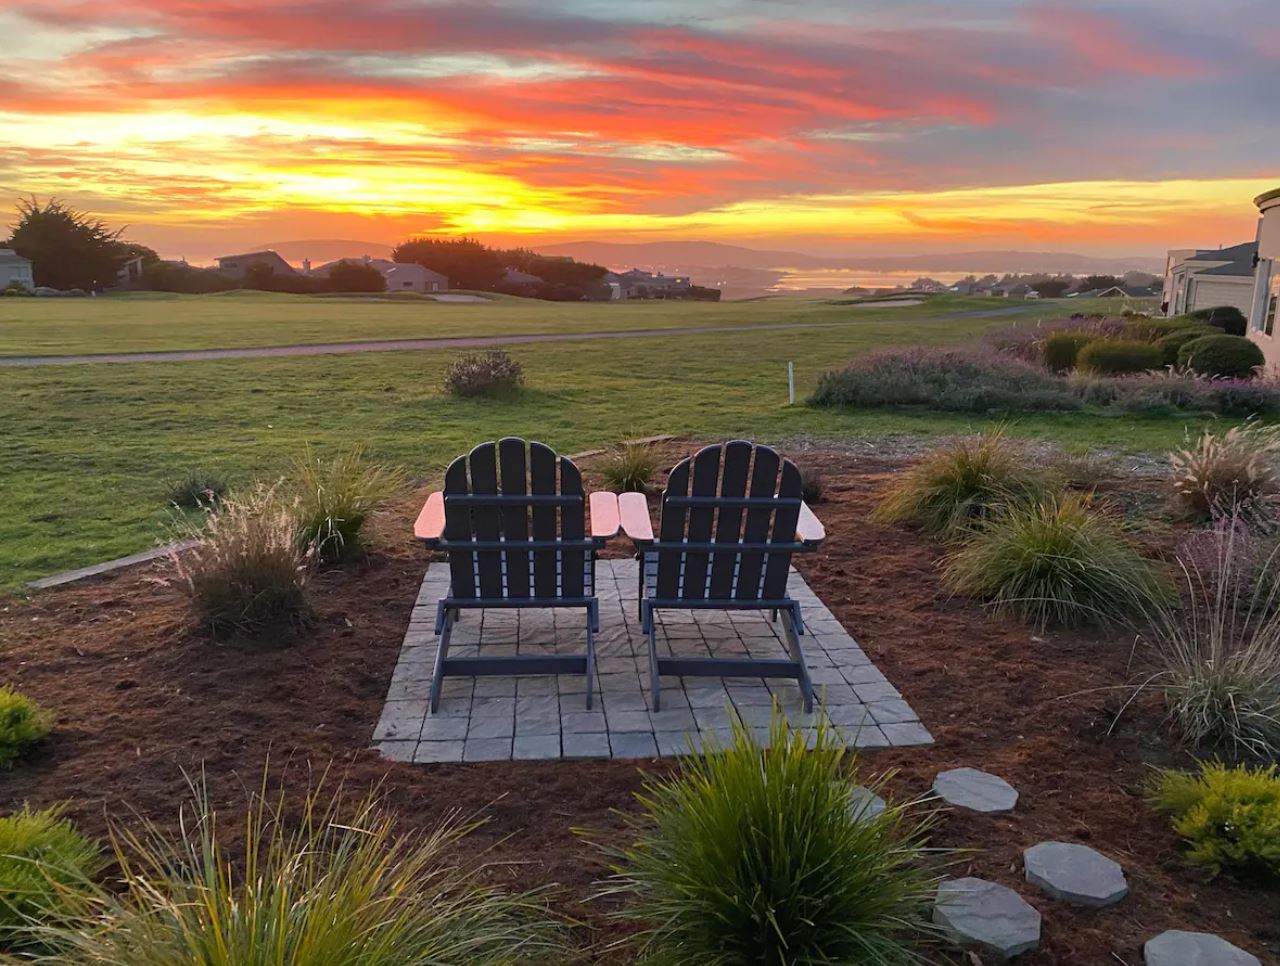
[2,0,1277,260]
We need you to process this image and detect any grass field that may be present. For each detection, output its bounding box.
[0,292,1210,589]
[1,290,1098,356]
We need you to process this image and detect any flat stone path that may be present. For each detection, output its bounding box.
[373,559,932,762]
[1144,930,1261,966]
[933,767,1019,813]
[1024,841,1128,908]
[933,877,1042,960]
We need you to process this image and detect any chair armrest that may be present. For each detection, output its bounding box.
[618,491,655,543]
[413,491,445,545]
[796,501,825,546]
[589,491,621,540]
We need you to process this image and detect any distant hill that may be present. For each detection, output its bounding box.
[534,240,1164,275]
[263,239,394,264]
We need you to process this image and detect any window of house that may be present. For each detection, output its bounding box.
[1267,294,1277,337]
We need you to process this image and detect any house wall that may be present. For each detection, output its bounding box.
[1186,276,1255,316]
[0,261,34,288]
[1249,190,1280,369]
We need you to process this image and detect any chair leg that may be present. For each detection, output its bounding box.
[430,607,456,714]
[645,603,661,711]
[584,603,597,710]
[780,603,813,713]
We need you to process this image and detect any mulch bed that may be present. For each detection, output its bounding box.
[1,442,1276,964]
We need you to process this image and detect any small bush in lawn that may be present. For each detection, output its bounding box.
[1148,762,1280,879]
[1178,334,1265,379]
[0,805,101,947]
[0,688,51,768]
[798,464,825,503]
[1140,522,1280,758]
[873,429,1053,536]
[1157,326,1219,366]
[599,438,660,494]
[598,713,939,965]
[1076,338,1162,375]
[165,469,229,509]
[943,493,1171,629]
[1169,424,1280,521]
[810,346,1077,413]
[1189,305,1249,336]
[170,484,312,634]
[28,778,556,964]
[442,350,524,398]
[290,445,403,562]
[1042,331,1093,372]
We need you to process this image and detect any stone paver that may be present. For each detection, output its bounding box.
[933,877,1041,960]
[373,560,930,762]
[933,767,1019,813]
[1023,841,1128,908]
[846,785,887,821]
[1144,930,1261,966]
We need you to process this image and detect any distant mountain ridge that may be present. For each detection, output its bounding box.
[533,240,1164,275]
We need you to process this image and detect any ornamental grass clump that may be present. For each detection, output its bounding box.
[0,688,51,767]
[600,438,661,494]
[27,778,558,965]
[442,349,524,398]
[164,469,229,509]
[290,445,403,562]
[170,484,312,635]
[597,713,939,965]
[1148,762,1280,880]
[873,430,1053,537]
[943,492,1171,629]
[0,806,101,948]
[1169,424,1280,521]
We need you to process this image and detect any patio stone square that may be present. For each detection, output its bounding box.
[374,560,931,762]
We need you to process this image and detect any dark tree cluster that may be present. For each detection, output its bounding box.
[6,198,157,291]
[393,236,611,300]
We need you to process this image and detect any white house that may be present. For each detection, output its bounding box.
[1248,187,1280,368]
[0,249,34,290]
[1163,241,1257,317]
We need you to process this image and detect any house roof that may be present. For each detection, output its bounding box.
[1196,260,1256,278]
[217,250,289,263]
[503,269,543,285]
[1185,241,1257,263]
[0,248,31,265]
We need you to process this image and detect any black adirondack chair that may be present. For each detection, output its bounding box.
[619,441,825,711]
[414,438,620,712]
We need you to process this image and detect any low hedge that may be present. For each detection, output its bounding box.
[1156,326,1219,366]
[1076,339,1162,375]
[1177,334,1265,378]
[1042,332,1093,372]
[1124,316,1196,342]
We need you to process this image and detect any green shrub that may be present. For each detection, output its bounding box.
[873,429,1053,536]
[29,780,556,964]
[599,439,661,494]
[1169,424,1280,520]
[170,485,313,634]
[1157,326,1219,366]
[1076,339,1162,375]
[0,806,102,947]
[798,464,825,503]
[1148,762,1280,879]
[1124,316,1196,342]
[0,688,51,768]
[599,714,939,964]
[290,446,403,562]
[1177,334,1265,379]
[1042,331,1093,372]
[442,350,524,397]
[165,470,229,509]
[1189,305,1249,336]
[943,493,1171,628]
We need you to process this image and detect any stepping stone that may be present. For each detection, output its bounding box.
[933,877,1041,960]
[932,767,1018,813]
[846,785,886,822]
[1144,930,1261,966]
[1023,841,1127,907]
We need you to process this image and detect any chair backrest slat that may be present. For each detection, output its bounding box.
[529,442,560,599]
[708,440,752,599]
[656,458,690,600]
[761,460,803,599]
[498,437,531,599]
[680,445,722,600]
[467,442,504,598]
[559,456,586,598]
[442,456,476,599]
[734,445,781,601]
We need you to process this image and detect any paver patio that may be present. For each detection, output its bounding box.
[373,559,932,762]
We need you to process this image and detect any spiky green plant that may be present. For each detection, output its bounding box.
[0,806,101,947]
[596,713,940,965]
[873,429,1053,536]
[290,445,403,562]
[24,776,558,964]
[600,439,661,494]
[0,689,51,768]
[943,492,1171,629]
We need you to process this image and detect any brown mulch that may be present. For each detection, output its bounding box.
[1,443,1276,964]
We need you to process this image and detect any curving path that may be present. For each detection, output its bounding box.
[0,305,1040,367]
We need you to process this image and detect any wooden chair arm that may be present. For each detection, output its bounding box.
[796,501,825,546]
[618,491,655,543]
[589,491,621,541]
[413,491,445,545]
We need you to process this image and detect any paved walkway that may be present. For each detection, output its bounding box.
[0,305,1039,367]
[373,559,931,763]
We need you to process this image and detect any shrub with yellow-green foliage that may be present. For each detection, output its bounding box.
[0,688,51,767]
[1148,762,1280,879]
[0,806,101,947]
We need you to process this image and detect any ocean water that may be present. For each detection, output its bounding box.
[770,268,981,291]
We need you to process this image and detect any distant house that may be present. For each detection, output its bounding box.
[0,249,34,289]
[116,254,146,286]
[1072,284,1156,300]
[1163,241,1257,317]
[216,250,296,279]
[605,268,692,299]
[311,256,447,293]
[502,268,544,287]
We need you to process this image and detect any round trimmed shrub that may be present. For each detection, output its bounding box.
[1042,331,1093,372]
[1076,338,1162,375]
[1124,316,1195,342]
[1156,326,1219,366]
[0,806,102,946]
[0,688,51,767]
[1177,334,1265,379]
[1189,305,1248,336]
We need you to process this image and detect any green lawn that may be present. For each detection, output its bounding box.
[0,290,1117,356]
[1,296,1209,590]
